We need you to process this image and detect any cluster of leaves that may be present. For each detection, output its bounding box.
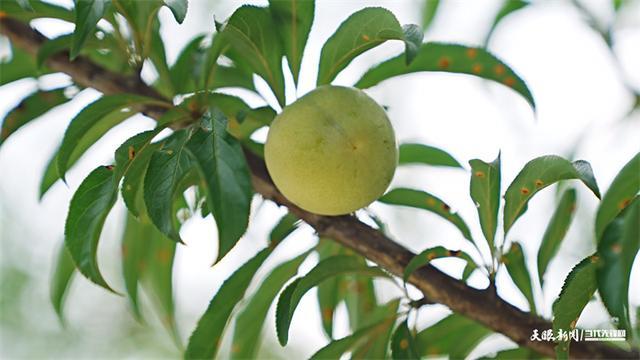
[1,0,638,358]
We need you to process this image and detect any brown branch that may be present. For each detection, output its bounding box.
[1,17,637,359]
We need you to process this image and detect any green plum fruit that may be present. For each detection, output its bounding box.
[265,86,397,215]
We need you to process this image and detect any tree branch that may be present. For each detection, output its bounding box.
[1,17,636,359]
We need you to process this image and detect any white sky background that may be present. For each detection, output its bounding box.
[0,0,639,358]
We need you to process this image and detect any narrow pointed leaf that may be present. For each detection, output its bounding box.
[50,241,76,322]
[269,212,299,245]
[484,0,530,44]
[502,242,536,314]
[269,0,315,84]
[317,7,417,85]
[552,254,599,357]
[70,0,109,59]
[355,42,536,110]
[503,156,600,235]
[185,248,272,359]
[163,0,187,23]
[142,221,180,345]
[391,319,419,359]
[316,239,343,338]
[57,94,164,182]
[230,252,310,359]
[350,299,401,358]
[276,255,390,345]
[169,35,206,95]
[0,0,73,22]
[469,154,501,252]
[64,166,118,292]
[1,88,70,147]
[185,110,252,262]
[220,5,286,105]
[415,314,491,358]
[596,199,639,333]
[40,107,137,198]
[118,131,164,218]
[122,109,188,217]
[537,188,577,286]
[343,274,378,332]
[421,0,441,31]
[312,304,399,360]
[595,152,640,239]
[404,246,478,283]
[121,211,148,321]
[379,188,473,242]
[144,130,192,243]
[399,143,462,168]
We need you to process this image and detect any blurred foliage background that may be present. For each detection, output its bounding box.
[1,0,639,358]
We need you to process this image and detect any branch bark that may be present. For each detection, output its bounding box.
[1,17,637,359]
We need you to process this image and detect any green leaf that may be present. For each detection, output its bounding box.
[0,42,43,86]
[343,274,378,332]
[210,93,275,139]
[596,199,639,333]
[64,166,118,292]
[403,246,478,283]
[0,0,73,22]
[269,0,315,84]
[421,0,441,31]
[276,255,389,345]
[163,0,187,23]
[379,188,473,242]
[316,239,343,338]
[141,218,180,345]
[269,212,299,245]
[485,0,530,45]
[57,94,165,182]
[169,35,205,95]
[185,247,272,359]
[469,154,501,254]
[220,5,286,106]
[1,88,71,147]
[37,32,130,73]
[40,105,138,198]
[230,252,310,359]
[391,319,419,359]
[317,7,414,85]
[398,143,462,168]
[71,0,110,59]
[185,110,253,262]
[502,242,536,314]
[350,300,401,358]
[537,188,577,286]
[595,152,640,239]
[144,130,193,243]
[311,318,394,359]
[415,314,492,358]
[50,241,76,322]
[355,42,536,110]
[552,254,599,357]
[310,299,400,359]
[503,155,600,235]
[121,109,188,217]
[121,211,147,321]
